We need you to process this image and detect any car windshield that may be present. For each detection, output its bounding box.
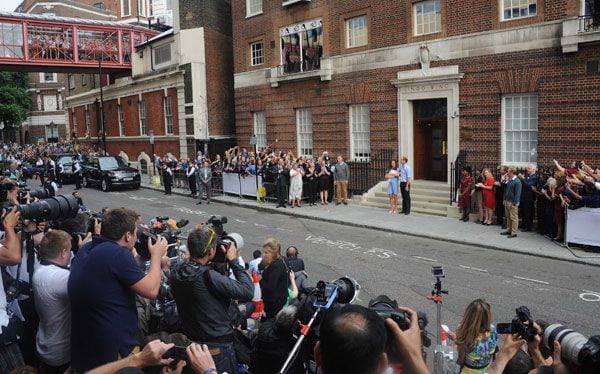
[58,156,72,164]
[99,157,127,170]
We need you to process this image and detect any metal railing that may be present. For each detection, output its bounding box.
[579,15,600,32]
[347,149,396,196]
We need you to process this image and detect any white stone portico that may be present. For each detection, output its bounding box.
[390,65,463,184]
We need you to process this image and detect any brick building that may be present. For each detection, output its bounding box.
[65,0,235,163]
[233,0,600,186]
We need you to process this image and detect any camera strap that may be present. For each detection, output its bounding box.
[25,235,35,287]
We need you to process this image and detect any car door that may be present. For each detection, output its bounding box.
[87,158,99,183]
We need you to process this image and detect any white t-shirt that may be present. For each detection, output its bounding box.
[32,263,71,366]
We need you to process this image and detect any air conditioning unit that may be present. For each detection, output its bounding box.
[282,0,311,7]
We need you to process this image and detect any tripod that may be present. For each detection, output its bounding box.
[427,274,451,374]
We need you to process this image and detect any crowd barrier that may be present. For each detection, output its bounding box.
[565,207,600,247]
[223,172,262,198]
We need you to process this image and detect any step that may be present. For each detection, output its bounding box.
[373,191,448,204]
[364,197,448,212]
[360,201,447,216]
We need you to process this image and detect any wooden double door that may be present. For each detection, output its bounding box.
[413,99,448,182]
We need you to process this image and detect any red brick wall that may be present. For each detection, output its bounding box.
[204,29,235,137]
[235,44,600,168]
[232,0,575,74]
[68,89,181,158]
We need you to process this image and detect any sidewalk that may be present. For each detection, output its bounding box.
[140,182,600,267]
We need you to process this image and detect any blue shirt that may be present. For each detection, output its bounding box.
[68,237,145,371]
[399,164,411,183]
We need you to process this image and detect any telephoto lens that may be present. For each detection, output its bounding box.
[18,195,79,221]
[543,324,589,366]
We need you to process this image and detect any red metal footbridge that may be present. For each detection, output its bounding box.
[0,11,158,73]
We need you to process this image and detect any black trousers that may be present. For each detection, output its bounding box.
[164,184,172,195]
[400,182,411,214]
[522,197,535,230]
[188,176,197,195]
[495,191,504,225]
[74,173,82,189]
[276,181,287,206]
[307,179,317,204]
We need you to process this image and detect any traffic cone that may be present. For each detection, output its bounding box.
[250,272,264,319]
[441,328,447,346]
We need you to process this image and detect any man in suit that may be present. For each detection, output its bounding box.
[273,158,289,208]
[161,162,173,195]
[197,160,212,204]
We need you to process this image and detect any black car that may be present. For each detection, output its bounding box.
[52,153,77,182]
[82,156,141,192]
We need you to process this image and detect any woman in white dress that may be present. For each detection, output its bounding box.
[289,161,304,208]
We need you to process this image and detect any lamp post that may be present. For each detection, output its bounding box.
[249,134,258,191]
[98,59,107,155]
[149,129,156,175]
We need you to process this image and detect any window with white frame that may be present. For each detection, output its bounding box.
[40,72,57,83]
[347,15,368,48]
[281,19,324,74]
[118,104,125,136]
[69,74,75,89]
[246,0,262,17]
[122,0,131,16]
[164,96,173,134]
[296,109,313,157]
[250,41,264,66]
[72,112,78,135]
[349,104,371,161]
[154,43,172,67]
[46,124,59,142]
[139,100,147,135]
[414,0,441,35]
[502,0,537,20]
[85,109,90,136]
[137,0,146,17]
[253,111,266,151]
[503,94,538,164]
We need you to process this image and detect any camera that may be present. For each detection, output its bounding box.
[1,195,79,222]
[543,324,600,373]
[496,306,537,342]
[4,277,31,303]
[313,277,360,309]
[206,216,244,264]
[432,266,445,278]
[135,216,189,260]
[86,211,104,233]
[368,294,430,363]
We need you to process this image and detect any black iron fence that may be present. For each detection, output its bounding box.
[347,149,396,196]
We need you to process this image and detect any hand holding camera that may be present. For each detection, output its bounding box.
[385,307,428,374]
[224,241,238,262]
[2,206,20,230]
[148,235,168,259]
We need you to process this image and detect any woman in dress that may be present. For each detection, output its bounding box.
[289,161,304,208]
[317,156,331,205]
[386,160,400,214]
[459,167,473,222]
[305,158,318,206]
[476,168,496,225]
[449,299,497,374]
[260,238,289,319]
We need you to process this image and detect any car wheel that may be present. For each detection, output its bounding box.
[101,179,110,192]
[132,183,140,190]
[82,176,89,188]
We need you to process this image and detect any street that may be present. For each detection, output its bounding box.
[73,185,600,350]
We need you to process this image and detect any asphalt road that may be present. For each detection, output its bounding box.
[72,185,600,355]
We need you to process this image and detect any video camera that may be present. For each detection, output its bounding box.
[542,324,600,373]
[497,306,537,342]
[313,277,360,309]
[206,215,244,264]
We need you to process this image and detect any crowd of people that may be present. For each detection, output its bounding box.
[457,160,600,241]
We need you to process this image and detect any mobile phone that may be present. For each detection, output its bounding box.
[162,345,188,360]
[496,323,513,335]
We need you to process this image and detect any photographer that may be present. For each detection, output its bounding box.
[169,226,253,374]
[68,208,168,371]
[32,230,73,373]
[260,238,289,319]
[315,304,428,374]
[0,206,24,371]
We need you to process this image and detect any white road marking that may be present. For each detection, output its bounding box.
[513,276,549,285]
[412,256,437,262]
[459,265,488,273]
[580,290,600,302]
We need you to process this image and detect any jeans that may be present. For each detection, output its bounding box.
[199,341,237,374]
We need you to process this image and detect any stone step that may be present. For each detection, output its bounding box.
[373,191,448,204]
[360,201,447,216]
[365,196,447,211]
